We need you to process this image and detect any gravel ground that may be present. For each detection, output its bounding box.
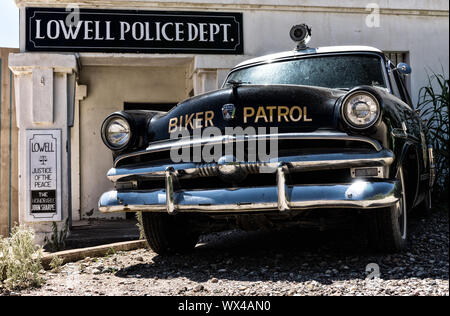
[6,207,449,296]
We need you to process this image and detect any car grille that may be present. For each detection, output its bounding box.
[115,138,375,167]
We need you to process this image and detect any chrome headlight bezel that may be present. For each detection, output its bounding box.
[101,114,132,150]
[341,90,381,130]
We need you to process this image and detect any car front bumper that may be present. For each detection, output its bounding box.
[98,152,399,214]
[98,179,401,214]
[99,132,398,214]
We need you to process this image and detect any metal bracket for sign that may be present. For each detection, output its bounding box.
[26,129,62,222]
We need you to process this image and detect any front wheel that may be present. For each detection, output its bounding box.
[367,166,408,252]
[415,188,432,217]
[141,212,199,254]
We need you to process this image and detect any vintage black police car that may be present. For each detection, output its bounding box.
[99,25,435,253]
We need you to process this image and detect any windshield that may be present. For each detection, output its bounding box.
[225,54,387,90]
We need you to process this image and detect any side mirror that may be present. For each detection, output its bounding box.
[395,62,412,75]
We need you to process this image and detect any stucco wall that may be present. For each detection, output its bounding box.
[13,0,450,12]
[78,65,189,218]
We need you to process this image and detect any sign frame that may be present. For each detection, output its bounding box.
[25,7,244,54]
[26,129,62,222]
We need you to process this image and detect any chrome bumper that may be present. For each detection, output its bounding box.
[98,172,401,214]
[100,143,397,214]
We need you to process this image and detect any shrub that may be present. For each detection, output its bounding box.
[417,70,449,201]
[0,226,44,291]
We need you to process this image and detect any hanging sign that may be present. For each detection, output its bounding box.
[25,7,244,54]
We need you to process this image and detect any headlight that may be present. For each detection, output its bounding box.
[342,91,380,129]
[101,115,131,150]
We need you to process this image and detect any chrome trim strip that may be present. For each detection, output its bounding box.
[107,149,393,182]
[113,131,383,167]
[277,164,289,211]
[98,180,400,214]
[391,124,420,143]
[165,167,176,214]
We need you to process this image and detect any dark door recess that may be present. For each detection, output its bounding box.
[124,102,176,112]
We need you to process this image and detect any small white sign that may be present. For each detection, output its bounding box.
[26,129,62,222]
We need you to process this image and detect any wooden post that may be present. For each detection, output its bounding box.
[0,48,19,237]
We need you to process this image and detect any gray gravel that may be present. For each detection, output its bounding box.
[8,208,450,296]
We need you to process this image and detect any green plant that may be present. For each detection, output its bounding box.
[106,247,116,256]
[44,218,69,252]
[0,226,44,290]
[416,70,449,200]
[49,256,64,272]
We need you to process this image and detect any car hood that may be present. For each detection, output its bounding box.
[148,85,346,142]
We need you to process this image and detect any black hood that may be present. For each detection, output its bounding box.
[149,85,346,142]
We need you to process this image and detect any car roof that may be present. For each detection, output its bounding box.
[234,46,384,69]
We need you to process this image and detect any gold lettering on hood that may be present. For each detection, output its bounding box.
[243,106,312,123]
[168,110,215,133]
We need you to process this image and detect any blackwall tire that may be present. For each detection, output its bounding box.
[141,212,199,255]
[416,189,433,218]
[367,166,408,252]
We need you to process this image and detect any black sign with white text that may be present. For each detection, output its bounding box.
[26,130,61,222]
[25,7,243,54]
[31,190,56,213]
